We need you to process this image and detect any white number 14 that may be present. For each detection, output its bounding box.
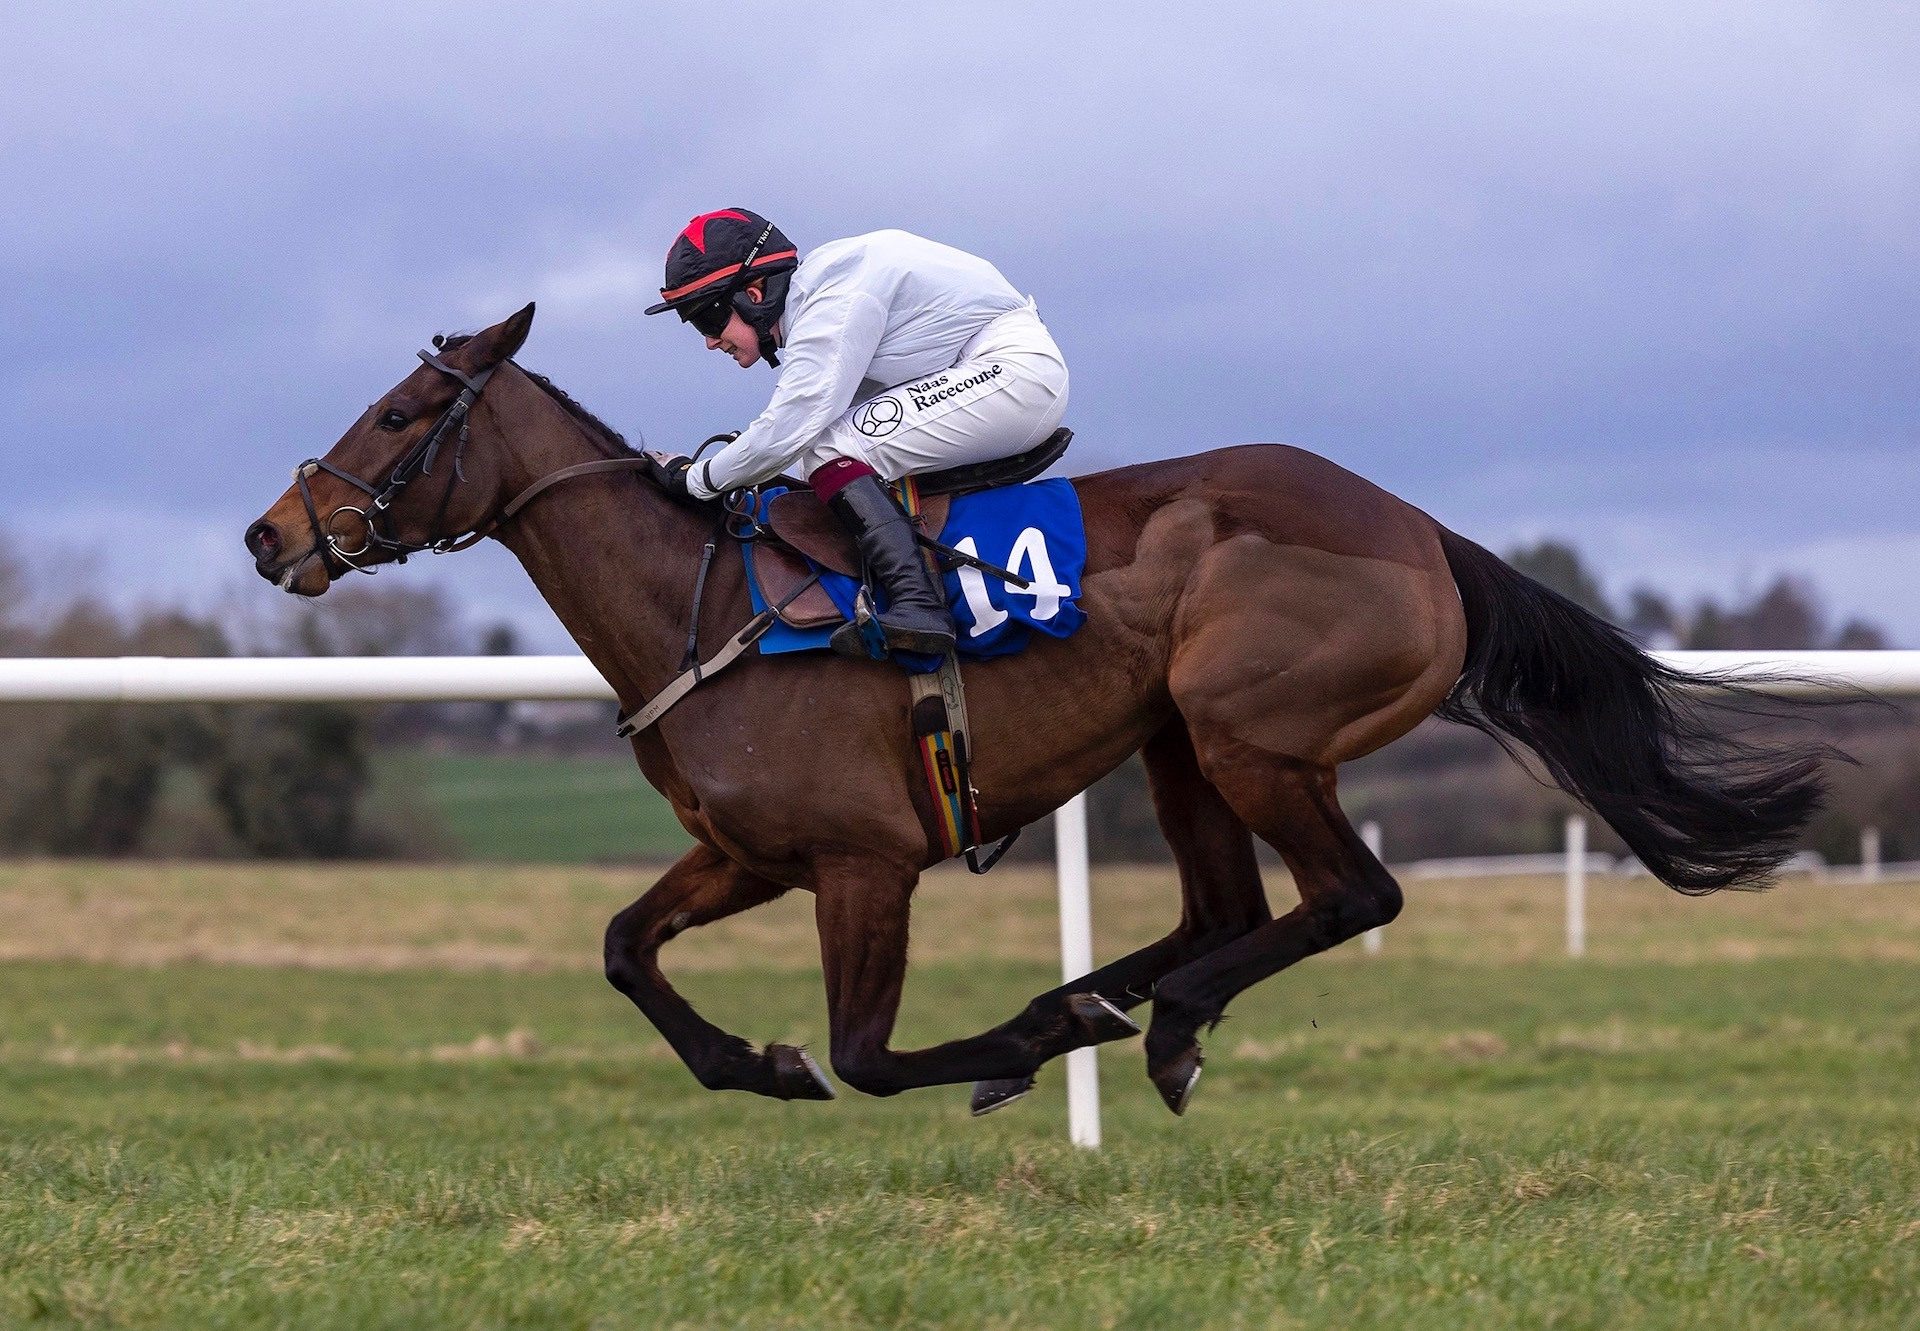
[953,527,1072,638]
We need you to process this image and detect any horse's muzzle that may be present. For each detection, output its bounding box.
[245,517,331,596]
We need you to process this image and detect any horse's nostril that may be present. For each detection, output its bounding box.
[246,521,281,560]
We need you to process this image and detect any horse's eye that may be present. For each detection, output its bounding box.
[377,409,410,432]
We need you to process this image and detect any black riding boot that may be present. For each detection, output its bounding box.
[827,474,956,658]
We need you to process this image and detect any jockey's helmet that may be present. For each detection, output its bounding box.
[644,208,799,367]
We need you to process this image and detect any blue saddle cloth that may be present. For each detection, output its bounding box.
[745,477,1088,673]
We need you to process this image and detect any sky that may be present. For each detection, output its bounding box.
[3,1,1916,647]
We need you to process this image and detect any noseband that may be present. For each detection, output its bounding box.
[293,349,658,576]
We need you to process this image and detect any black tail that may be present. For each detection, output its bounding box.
[1434,527,1827,894]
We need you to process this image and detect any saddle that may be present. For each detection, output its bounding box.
[756,427,1072,630]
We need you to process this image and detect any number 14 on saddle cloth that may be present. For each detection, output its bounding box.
[746,477,1089,669]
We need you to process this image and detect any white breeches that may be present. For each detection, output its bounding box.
[800,304,1069,482]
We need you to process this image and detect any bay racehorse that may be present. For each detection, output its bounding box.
[243,304,1825,1114]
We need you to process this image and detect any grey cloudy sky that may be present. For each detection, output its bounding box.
[3,1,1915,645]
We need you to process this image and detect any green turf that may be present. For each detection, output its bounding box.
[385,750,692,863]
[5,955,1919,1329]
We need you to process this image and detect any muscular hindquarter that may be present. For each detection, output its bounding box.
[937,444,1466,840]
[1167,534,1463,764]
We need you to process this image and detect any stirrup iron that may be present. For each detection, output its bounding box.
[829,587,891,660]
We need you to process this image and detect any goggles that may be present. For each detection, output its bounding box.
[683,296,733,339]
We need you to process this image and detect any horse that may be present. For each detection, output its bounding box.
[243,303,1826,1114]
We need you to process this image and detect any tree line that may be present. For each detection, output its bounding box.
[0,531,495,858]
[1501,540,1888,652]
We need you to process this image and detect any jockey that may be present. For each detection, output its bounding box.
[643,208,1069,658]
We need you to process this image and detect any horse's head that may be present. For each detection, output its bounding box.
[245,303,536,596]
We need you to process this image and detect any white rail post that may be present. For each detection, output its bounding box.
[1055,792,1100,1149]
[1862,826,1882,883]
[1565,814,1587,959]
[1360,821,1384,954]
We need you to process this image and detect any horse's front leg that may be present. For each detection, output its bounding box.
[604,844,833,1101]
[812,857,1135,1097]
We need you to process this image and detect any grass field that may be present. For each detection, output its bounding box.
[383,751,692,863]
[5,860,1920,1328]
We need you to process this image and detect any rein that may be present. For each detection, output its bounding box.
[291,351,771,734]
[292,350,656,575]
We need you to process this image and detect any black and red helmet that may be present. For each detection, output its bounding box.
[644,208,799,365]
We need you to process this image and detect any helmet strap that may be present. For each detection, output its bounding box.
[732,266,791,369]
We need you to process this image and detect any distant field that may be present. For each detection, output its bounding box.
[4,860,1920,1328]
[8,859,1920,971]
[384,749,693,862]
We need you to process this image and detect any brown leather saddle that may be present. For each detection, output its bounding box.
[754,427,1072,630]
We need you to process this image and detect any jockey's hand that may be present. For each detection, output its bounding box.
[642,451,697,503]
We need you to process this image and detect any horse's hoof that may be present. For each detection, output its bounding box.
[970,1075,1036,1116]
[769,1044,836,1101]
[1067,992,1141,1043]
[1150,1044,1203,1116]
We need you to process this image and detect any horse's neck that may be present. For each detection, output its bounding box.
[484,375,708,709]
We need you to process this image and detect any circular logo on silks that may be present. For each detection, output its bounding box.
[853,396,903,437]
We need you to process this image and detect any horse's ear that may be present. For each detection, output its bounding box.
[467,302,536,368]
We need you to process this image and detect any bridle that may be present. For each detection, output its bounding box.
[292,347,655,575]
[292,348,498,572]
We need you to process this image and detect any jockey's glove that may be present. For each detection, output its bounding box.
[641,452,697,504]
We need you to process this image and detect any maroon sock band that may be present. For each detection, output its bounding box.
[808,456,876,502]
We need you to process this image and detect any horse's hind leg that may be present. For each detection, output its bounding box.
[1142,743,1401,1113]
[970,721,1273,1113]
[604,844,833,1101]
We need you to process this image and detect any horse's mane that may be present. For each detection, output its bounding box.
[437,334,640,460]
